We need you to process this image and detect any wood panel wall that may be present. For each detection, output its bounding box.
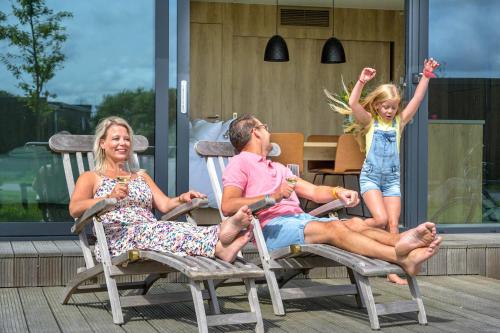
[190,2,404,137]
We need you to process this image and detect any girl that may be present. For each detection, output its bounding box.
[348,58,439,284]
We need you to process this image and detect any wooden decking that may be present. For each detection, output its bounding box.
[1,275,500,332]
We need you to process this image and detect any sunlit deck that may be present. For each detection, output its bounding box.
[1,275,500,332]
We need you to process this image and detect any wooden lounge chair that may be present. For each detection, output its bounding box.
[49,134,264,333]
[195,140,428,330]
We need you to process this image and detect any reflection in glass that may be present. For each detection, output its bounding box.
[0,1,154,222]
[428,0,500,224]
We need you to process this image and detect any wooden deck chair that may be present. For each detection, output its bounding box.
[49,134,264,333]
[195,140,428,330]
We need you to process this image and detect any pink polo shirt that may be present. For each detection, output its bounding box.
[222,151,304,228]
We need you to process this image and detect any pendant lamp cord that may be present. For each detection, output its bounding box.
[332,0,335,36]
[275,0,279,35]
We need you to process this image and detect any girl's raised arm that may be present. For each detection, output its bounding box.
[401,58,439,126]
[349,67,376,127]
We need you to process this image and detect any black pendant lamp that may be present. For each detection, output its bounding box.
[321,0,346,64]
[264,0,289,62]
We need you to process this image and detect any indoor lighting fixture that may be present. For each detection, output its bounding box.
[264,0,289,62]
[321,0,346,64]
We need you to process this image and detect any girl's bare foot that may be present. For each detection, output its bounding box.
[215,224,254,262]
[395,222,436,256]
[219,205,252,245]
[387,273,408,285]
[399,236,442,276]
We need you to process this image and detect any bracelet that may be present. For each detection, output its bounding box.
[423,69,436,79]
[331,186,344,200]
[358,78,367,84]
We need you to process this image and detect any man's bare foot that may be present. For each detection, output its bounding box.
[399,236,442,276]
[387,273,408,285]
[215,225,254,262]
[395,222,436,256]
[219,205,252,245]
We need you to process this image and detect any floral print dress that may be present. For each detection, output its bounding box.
[93,174,219,261]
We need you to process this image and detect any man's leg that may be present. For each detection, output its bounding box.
[342,217,436,250]
[303,220,441,276]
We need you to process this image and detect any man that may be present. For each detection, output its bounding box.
[221,115,441,276]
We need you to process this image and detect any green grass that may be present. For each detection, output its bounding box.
[0,203,43,221]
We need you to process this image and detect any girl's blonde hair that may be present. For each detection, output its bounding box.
[93,116,135,173]
[324,83,402,151]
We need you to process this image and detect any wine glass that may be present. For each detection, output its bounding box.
[286,164,300,186]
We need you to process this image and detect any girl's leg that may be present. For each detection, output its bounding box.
[383,196,407,285]
[362,189,388,228]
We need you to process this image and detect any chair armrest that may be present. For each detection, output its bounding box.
[71,198,118,234]
[308,199,344,217]
[160,198,209,221]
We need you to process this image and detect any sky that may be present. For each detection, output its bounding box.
[1,0,499,108]
[0,0,156,108]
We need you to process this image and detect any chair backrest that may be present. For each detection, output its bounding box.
[48,133,149,268]
[306,134,339,171]
[333,134,365,173]
[270,132,304,175]
[49,134,149,197]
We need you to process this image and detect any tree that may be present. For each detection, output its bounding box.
[0,0,72,140]
[95,88,155,144]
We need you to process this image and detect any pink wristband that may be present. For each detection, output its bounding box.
[358,78,367,84]
[423,69,436,78]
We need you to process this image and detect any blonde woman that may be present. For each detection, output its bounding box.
[69,116,252,263]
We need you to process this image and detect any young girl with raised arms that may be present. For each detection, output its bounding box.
[348,58,439,284]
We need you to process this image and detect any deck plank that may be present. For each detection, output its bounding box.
[0,241,14,287]
[43,287,94,333]
[11,241,38,287]
[18,287,61,333]
[0,288,29,333]
[72,292,127,333]
[33,241,63,286]
[54,240,86,284]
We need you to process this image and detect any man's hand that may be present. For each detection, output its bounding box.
[273,180,295,201]
[337,189,359,207]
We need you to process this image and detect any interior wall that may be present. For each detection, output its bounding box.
[190,2,404,137]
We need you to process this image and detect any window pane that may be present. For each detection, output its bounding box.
[0,0,154,222]
[428,0,500,224]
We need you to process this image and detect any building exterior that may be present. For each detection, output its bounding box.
[0,0,498,238]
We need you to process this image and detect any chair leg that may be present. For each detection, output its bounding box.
[103,265,124,325]
[244,279,265,333]
[407,276,427,325]
[265,268,286,315]
[203,280,220,314]
[347,268,364,308]
[189,280,209,333]
[353,272,380,330]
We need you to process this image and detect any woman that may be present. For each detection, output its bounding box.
[69,116,252,262]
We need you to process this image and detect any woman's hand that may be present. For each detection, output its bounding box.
[359,67,376,84]
[178,190,207,203]
[108,183,129,200]
[423,58,440,78]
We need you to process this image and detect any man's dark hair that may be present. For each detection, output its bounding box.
[228,114,258,152]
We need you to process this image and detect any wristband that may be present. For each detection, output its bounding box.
[423,69,436,79]
[332,186,343,200]
[358,78,367,84]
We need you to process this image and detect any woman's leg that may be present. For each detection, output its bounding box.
[215,225,253,262]
[218,205,252,245]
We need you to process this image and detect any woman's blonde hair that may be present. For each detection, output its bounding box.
[325,83,402,151]
[93,116,135,173]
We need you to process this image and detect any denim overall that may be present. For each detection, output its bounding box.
[359,118,401,197]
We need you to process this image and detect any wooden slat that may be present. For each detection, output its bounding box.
[0,242,14,287]
[12,241,38,287]
[467,245,486,275]
[18,287,61,333]
[446,245,467,275]
[32,241,62,286]
[0,288,29,333]
[49,134,148,153]
[76,152,85,175]
[87,152,95,170]
[62,153,76,195]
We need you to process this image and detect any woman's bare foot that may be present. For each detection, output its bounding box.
[387,273,408,285]
[215,225,254,262]
[395,222,436,256]
[399,236,442,276]
[219,205,252,245]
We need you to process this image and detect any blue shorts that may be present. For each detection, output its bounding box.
[262,213,336,252]
[359,163,401,197]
